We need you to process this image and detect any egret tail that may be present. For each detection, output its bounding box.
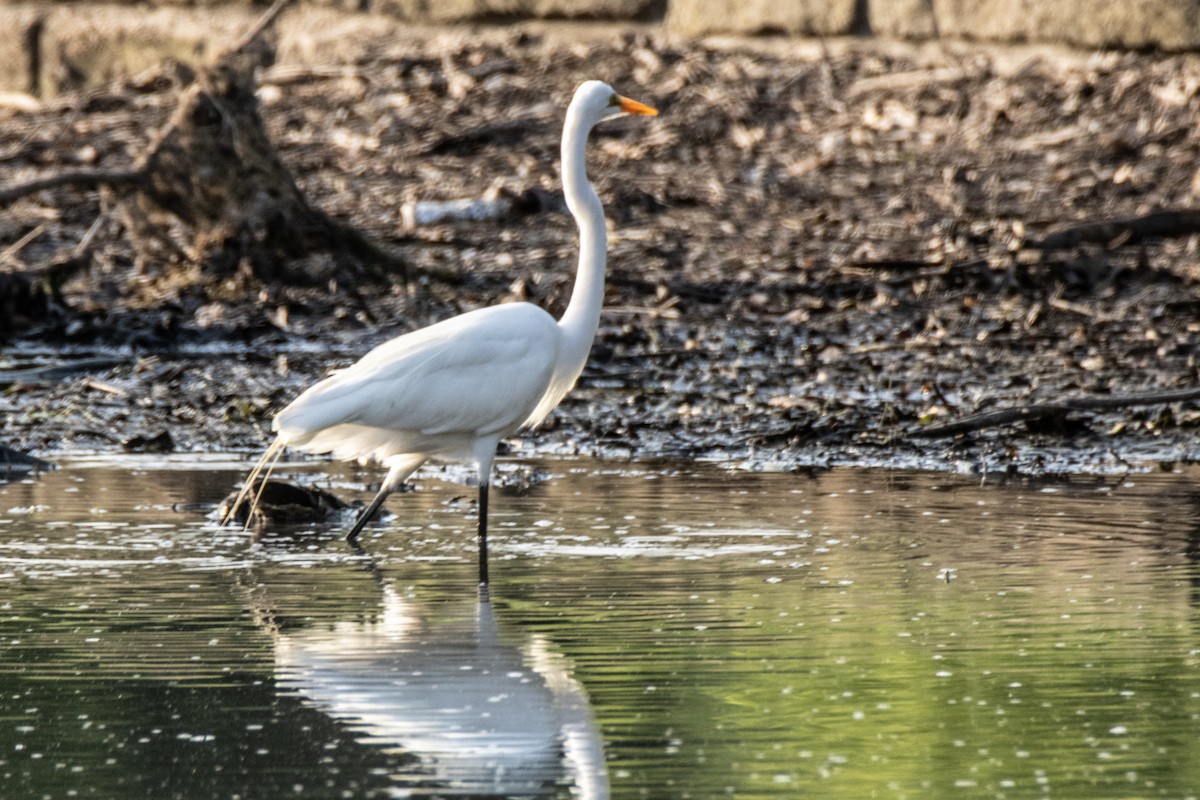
[219,437,286,528]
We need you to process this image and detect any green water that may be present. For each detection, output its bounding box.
[2,458,1199,799]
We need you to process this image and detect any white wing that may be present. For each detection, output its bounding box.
[274,303,560,457]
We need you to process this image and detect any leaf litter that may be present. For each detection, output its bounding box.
[2,29,1199,477]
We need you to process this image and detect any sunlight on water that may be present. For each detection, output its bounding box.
[1,458,1199,799]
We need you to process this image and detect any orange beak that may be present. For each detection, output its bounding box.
[618,95,659,116]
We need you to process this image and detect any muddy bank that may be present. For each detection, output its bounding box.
[2,29,1199,476]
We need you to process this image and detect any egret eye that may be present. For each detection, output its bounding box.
[608,93,620,107]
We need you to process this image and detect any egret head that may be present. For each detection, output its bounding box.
[570,80,658,126]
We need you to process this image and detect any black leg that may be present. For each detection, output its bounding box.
[477,479,489,585]
[347,486,391,544]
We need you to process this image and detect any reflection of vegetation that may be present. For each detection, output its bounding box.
[3,464,1200,798]
[507,559,1200,799]
[0,566,411,799]
[494,468,1200,799]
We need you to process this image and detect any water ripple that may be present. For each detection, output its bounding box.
[0,459,1198,799]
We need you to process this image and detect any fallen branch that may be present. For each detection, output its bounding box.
[1031,209,1200,250]
[0,357,127,387]
[912,385,1200,438]
[0,169,144,208]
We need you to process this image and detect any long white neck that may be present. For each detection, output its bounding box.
[556,105,607,380]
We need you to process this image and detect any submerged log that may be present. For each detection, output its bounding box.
[217,479,350,530]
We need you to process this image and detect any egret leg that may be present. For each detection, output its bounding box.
[346,455,425,545]
[477,478,490,585]
[347,486,391,544]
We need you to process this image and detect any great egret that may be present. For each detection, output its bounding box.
[221,80,658,584]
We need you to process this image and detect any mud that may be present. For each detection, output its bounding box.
[2,29,1199,476]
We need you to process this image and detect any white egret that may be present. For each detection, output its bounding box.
[221,80,658,583]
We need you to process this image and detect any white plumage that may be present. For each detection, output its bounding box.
[276,304,561,462]
[221,80,658,583]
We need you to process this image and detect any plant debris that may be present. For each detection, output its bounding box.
[2,28,1199,476]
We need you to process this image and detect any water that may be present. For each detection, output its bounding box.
[2,458,1200,799]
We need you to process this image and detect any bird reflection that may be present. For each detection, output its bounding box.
[264,580,608,799]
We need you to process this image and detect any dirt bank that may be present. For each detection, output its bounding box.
[3,28,1199,476]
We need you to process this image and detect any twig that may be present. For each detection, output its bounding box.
[73,210,112,258]
[912,386,1200,438]
[0,223,47,265]
[228,0,294,57]
[1046,295,1094,317]
[1031,209,1200,250]
[82,378,129,398]
[0,169,144,208]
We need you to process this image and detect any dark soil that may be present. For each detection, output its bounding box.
[2,27,1199,476]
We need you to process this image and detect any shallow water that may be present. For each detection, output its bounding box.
[2,457,1200,799]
